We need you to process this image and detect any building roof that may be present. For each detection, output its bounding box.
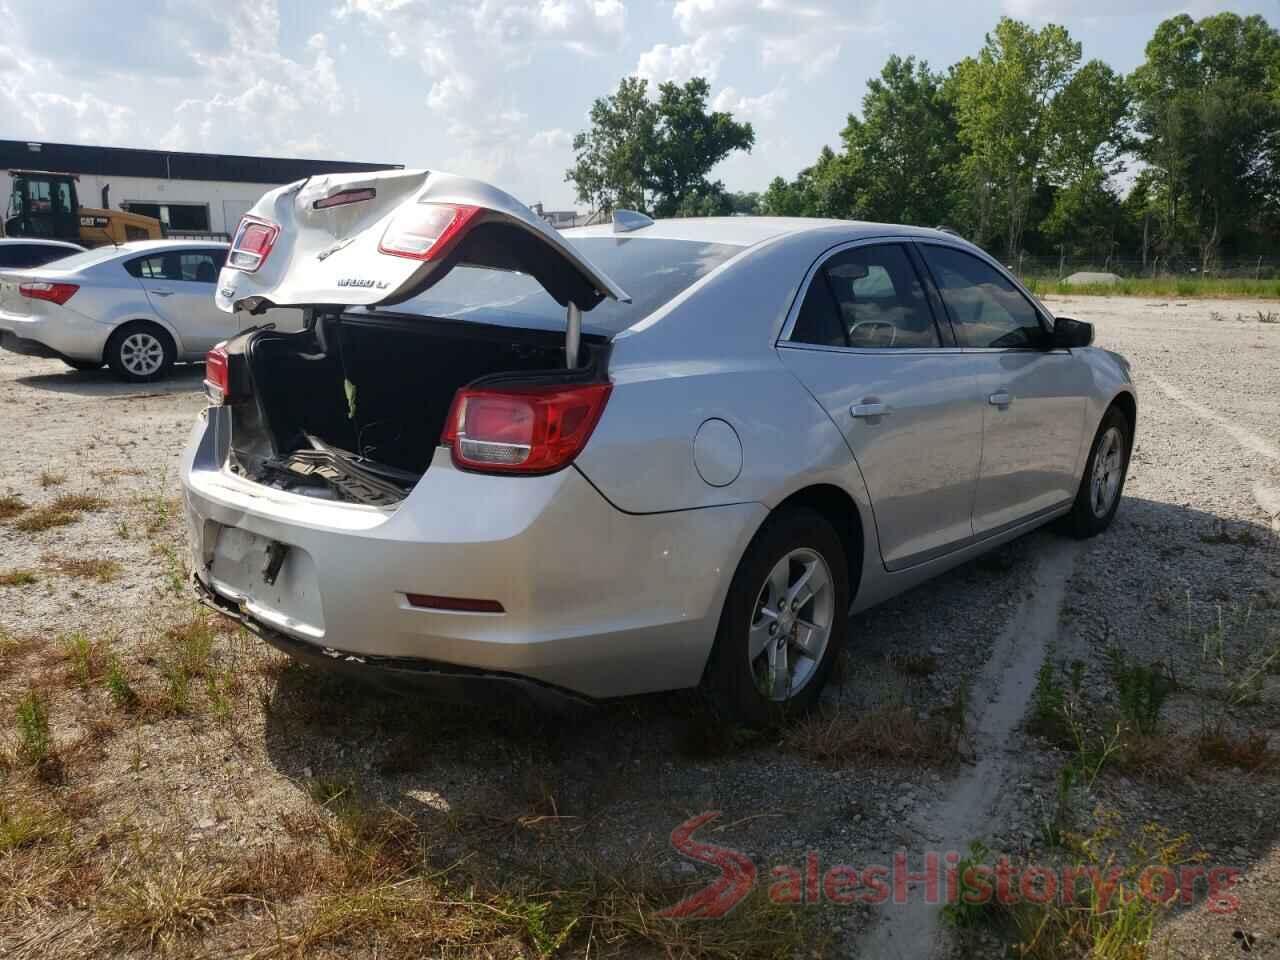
[0,140,402,186]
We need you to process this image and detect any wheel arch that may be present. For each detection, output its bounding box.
[771,483,865,602]
[1109,389,1137,447]
[106,315,185,357]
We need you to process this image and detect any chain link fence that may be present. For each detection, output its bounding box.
[1009,254,1280,281]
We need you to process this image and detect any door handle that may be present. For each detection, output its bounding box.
[988,391,1012,407]
[150,289,174,297]
[851,400,888,419]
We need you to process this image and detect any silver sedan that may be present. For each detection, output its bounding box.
[181,170,1134,722]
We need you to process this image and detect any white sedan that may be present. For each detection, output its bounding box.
[0,240,299,381]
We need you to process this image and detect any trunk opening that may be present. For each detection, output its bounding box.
[227,309,609,505]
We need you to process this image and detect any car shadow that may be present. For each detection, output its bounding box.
[257,494,1279,881]
[14,360,205,397]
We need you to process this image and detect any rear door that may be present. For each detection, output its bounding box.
[777,240,987,570]
[915,242,1089,535]
[127,248,230,354]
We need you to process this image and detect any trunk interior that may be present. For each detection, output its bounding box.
[228,310,606,504]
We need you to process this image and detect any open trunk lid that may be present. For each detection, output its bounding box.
[215,169,629,318]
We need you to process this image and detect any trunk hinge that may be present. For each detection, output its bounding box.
[565,301,582,368]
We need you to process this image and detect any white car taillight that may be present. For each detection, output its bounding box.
[441,382,611,474]
[227,216,280,272]
[378,202,482,261]
[19,281,78,305]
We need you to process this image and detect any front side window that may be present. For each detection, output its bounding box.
[918,245,1046,349]
[791,243,940,348]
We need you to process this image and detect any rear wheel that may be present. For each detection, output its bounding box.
[1066,405,1131,538]
[62,358,103,372]
[707,507,849,726]
[106,322,175,382]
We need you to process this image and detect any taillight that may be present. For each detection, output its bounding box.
[441,382,611,474]
[204,347,233,405]
[378,202,482,260]
[227,216,280,272]
[313,187,376,210]
[19,281,78,305]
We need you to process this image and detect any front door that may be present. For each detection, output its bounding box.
[777,241,987,569]
[127,248,231,354]
[915,242,1088,535]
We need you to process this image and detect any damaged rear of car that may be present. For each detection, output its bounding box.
[181,170,757,705]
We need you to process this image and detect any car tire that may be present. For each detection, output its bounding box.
[62,358,103,372]
[1066,405,1131,539]
[105,322,175,382]
[707,507,849,727]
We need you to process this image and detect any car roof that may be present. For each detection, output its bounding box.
[105,239,230,255]
[0,237,83,249]
[564,216,964,248]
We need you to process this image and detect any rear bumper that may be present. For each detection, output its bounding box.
[180,406,766,700]
[194,576,593,711]
[0,307,110,362]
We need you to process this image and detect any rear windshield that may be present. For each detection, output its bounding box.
[30,245,123,273]
[384,237,741,335]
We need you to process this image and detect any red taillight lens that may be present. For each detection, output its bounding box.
[228,216,280,272]
[378,202,482,260]
[441,382,612,474]
[313,187,376,210]
[204,347,232,405]
[18,281,78,305]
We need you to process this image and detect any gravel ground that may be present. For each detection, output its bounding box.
[0,297,1278,958]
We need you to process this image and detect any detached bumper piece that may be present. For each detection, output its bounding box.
[194,576,594,714]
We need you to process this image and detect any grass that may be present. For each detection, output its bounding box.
[45,555,122,583]
[0,493,26,520]
[63,631,106,688]
[1104,649,1173,736]
[104,656,139,711]
[38,470,66,488]
[0,568,38,586]
[13,493,109,532]
[786,692,969,767]
[1023,275,1280,299]
[150,613,218,715]
[15,687,52,766]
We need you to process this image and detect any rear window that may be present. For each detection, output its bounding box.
[29,245,123,273]
[386,237,740,335]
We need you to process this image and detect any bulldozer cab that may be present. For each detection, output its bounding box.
[4,170,164,247]
[5,171,81,242]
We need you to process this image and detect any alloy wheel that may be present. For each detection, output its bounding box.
[749,547,835,702]
[119,332,165,377]
[1090,426,1124,518]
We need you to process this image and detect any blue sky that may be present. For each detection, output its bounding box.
[0,1,1273,210]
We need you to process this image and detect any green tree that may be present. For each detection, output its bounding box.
[566,76,655,214]
[838,55,961,225]
[566,77,754,217]
[1130,12,1280,267]
[947,18,1125,259]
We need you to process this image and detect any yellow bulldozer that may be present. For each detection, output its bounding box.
[2,169,164,247]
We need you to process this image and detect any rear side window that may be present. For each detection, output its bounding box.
[791,243,940,348]
[918,245,1046,349]
[388,238,740,335]
[125,250,226,283]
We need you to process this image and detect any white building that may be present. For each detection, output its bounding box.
[0,139,402,238]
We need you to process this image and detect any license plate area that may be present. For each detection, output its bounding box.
[208,525,325,639]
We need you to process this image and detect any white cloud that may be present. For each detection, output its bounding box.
[635,36,726,85]
[530,128,574,151]
[712,85,788,123]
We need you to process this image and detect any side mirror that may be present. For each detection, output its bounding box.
[1051,316,1093,349]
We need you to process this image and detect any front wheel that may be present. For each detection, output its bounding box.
[1066,405,1131,538]
[707,507,849,726]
